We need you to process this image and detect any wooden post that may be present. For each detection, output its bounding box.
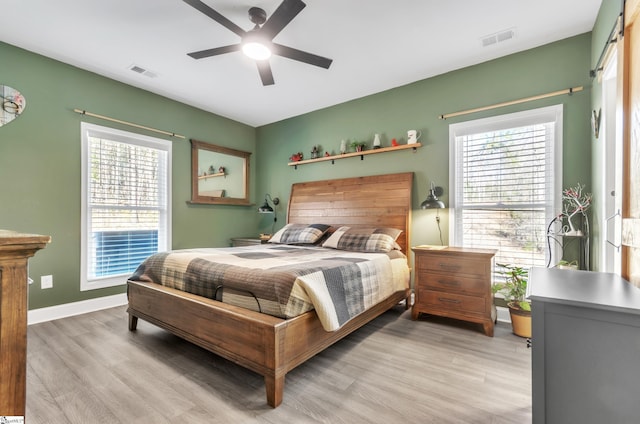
[0,230,50,417]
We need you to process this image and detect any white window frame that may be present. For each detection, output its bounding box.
[448,104,563,268]
[81,122,172,291]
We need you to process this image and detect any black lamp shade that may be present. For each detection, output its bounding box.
[258,200,274,213]
[258,194,279,213]
[421,197,445,209]
[421,184,445,209]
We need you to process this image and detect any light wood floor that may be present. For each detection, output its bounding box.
[26,305,531,423]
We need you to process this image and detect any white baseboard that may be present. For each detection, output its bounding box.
[28,293,128,325]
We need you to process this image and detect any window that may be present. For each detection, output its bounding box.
[81,122,171,291]
[449,105,562,269]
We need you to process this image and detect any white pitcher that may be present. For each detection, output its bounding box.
[407,130,421,144]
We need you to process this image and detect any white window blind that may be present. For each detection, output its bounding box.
[81,122,171,291]
[449,105,562,269]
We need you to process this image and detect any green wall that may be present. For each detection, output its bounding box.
[256,34,593,253]
[0,42,257,309]
[1,28,598,311]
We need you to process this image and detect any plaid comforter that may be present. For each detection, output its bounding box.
[129,244,409,331]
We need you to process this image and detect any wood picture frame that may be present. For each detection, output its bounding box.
[189,139,251,205]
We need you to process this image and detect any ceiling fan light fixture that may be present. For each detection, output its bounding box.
[242,41,271,60]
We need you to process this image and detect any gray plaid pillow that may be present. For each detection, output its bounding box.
[268,223,331,245]
[321,226,402,252]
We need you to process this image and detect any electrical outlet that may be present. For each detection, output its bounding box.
[41,275,53,289]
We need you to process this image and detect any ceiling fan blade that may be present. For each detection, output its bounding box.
[187,44,241,59]
[271,43,333,69]
[256,60,275,86]
[182,0,246,37]
[259,0,306,40]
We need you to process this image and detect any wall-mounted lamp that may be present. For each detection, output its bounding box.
[420,182,445,209]
[258,194,279,235]
[421,182,446,245]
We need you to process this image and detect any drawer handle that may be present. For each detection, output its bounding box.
[438,297,461,304]
[437,279,460,287]
[438,263,461,271]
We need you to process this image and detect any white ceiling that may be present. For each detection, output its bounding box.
[1,0,602,127]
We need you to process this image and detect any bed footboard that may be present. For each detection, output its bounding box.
[127,280,408,407]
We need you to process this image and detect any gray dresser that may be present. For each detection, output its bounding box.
[529,267,640,424]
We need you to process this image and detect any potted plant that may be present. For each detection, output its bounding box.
[350,141,367,152]
[555,259,579,270]
[492,264,531,338]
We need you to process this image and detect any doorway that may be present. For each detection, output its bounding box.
[601,47,622,274]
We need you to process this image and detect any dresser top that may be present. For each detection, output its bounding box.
[0,230,50,249]
[412,245,497,256]
[529,267,640,316]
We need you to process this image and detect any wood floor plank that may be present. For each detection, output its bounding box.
[27,305,531,423]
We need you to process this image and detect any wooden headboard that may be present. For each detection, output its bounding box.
[287,172,413,255]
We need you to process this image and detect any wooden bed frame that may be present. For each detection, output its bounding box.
[127,172,413,407]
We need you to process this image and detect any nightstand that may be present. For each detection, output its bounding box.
[230,237,269,247]
[411,246,497,336]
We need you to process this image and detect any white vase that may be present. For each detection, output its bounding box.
[373,134,381,149]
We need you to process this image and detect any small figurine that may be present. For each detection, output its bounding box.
[208,165,216,173]
[325,151,330,157]
[311,145,320,159]
[391,138,399,147]
[289,152,304,162]
[218,166,225,174]
[340,139,346,154]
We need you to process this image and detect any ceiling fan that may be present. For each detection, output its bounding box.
[182,0,333,86]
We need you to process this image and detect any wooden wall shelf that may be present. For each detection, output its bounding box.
[198,172,225,180]
[288,143,422,168]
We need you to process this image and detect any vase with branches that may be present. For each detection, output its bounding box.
[561,183,591,236]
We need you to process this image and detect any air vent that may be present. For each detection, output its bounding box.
[127,64,158,78]
[481,28,516,47]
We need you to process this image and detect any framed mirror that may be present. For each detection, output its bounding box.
[190,139,251,205]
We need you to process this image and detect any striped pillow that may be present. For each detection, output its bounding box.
[268,223,331,245]
[321,226,402,252]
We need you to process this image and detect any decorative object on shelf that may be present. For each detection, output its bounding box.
[218,166,226,174]
[208,165,216,174]
[407,129,421,144]
[592,108,601,139]
[258,194,280,235]
[421,182,446,245]
[324,151,330,157]
[391,138,399,146]
[310,145,321,159]
[289,152,303,162]
[350,141,367,152]
[561,183,592,236]
[287,143,421,168]
[372,133,381,149]
[492,263,531,338]
[340,139,346,154]
[1,84,26,127]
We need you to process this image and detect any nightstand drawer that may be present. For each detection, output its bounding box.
[420,273,486,295]
[417,255,486,276]
[419,290,487,314]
